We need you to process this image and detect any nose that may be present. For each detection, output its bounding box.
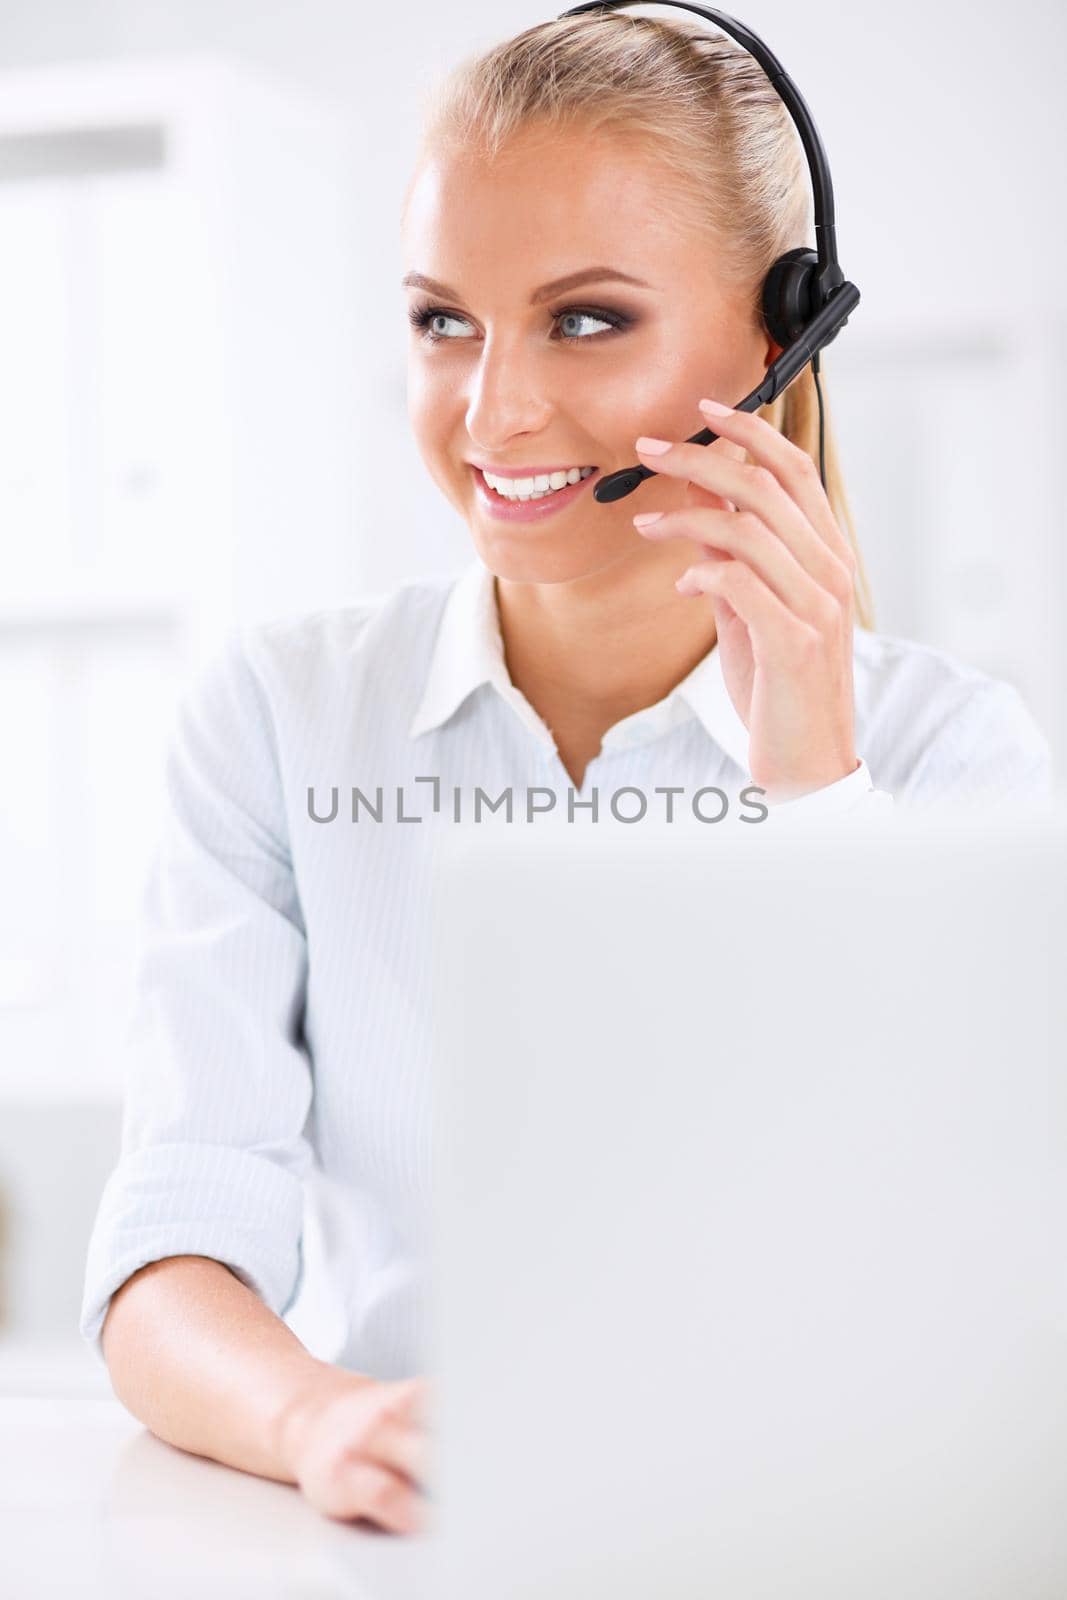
[464,332,554,454]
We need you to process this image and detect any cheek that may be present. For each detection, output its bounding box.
[405,360,477,519]
[407,361,454,467]
[595,326,709,444]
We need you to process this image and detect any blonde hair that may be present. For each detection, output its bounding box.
[417,9,875,628]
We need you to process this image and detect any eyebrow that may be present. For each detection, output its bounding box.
[400,266,653,304]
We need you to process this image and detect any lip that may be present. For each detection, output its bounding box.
[471,465,600,523]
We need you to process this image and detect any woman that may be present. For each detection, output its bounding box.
[80,11,1051,1539]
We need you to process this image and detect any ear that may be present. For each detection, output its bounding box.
[764,333,785,367]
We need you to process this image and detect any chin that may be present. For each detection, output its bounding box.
[468,526,624,588]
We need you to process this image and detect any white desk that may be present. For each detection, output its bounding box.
[0,1343,432,1599]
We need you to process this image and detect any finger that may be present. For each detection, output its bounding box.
[675,557,818,669]
[333,1459,425,1535]
[369,1414,431,1488]
[635,436,852,604]
[696,399,856,569]
[635,505,840,630]
[384,1375,432,1430]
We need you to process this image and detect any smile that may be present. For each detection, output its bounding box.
[481,465,596,502]
[471,464,600,523]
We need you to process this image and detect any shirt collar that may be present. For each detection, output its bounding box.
[408,556,751,772]
[408,557,556,752]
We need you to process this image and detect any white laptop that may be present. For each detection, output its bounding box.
[425,810,1067,1600]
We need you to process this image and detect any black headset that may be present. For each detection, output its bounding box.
[556,0,860,503]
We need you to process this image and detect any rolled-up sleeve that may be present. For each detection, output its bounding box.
[79,630,314,1363]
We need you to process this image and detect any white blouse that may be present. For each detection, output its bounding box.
[79,556,1053,1378]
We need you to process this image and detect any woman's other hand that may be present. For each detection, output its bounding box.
[274,1365,432,1533]
[632,399,859,803]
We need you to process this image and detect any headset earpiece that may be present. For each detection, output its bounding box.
[761,246,821,348]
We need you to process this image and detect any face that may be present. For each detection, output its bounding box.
[401,123,780,587]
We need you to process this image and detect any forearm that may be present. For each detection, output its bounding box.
[101,1254,331,1483]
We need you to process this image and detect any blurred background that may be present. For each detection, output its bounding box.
[1,0,1065,1391]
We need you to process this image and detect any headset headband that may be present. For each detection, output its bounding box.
[560,0,840,288]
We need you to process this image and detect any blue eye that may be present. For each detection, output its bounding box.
[556,310,617,340]
[407,303,629,344]
[416,309,473,340]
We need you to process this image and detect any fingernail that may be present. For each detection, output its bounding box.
[632,512,664,528]
[635,435,672,455]
[699,398,733,416]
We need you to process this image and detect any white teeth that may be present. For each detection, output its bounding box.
[482,465,595,501]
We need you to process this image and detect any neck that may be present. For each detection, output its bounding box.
[494,550,718,733]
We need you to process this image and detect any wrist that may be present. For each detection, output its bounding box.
[757,753,859,805]
[268,1357,340,1479]
[269,1358,373,1480]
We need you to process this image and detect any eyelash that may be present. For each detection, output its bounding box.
[407,303,631,345]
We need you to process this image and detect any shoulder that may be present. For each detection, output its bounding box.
[203,574,455,731]
[170,575,455,783]
[237,574,454,696]
[852,626,1053,808]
